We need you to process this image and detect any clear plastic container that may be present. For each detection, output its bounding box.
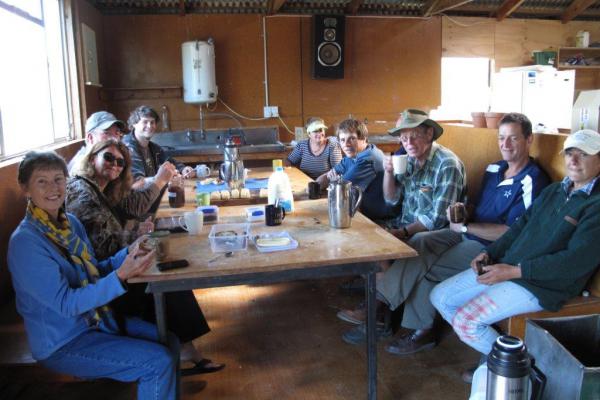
[252,231,298,253]
[267,166,294,213]
[208,223,250,253]
[245,206,265,222]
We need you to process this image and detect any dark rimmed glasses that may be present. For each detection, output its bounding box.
[102,152,125,167]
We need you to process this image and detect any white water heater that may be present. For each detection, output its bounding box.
[182,39,217,104]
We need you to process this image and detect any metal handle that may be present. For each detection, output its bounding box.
[350,185,363,217]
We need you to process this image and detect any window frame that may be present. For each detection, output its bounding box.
[0,0,81,160]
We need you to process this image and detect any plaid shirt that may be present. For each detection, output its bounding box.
[388,142,466,230]
[561,175,600,198]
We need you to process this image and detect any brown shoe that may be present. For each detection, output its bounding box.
[385,329,436,356]
[337,305,366,325]
[337,301,386,326]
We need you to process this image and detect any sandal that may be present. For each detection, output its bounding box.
[181,358,226,377]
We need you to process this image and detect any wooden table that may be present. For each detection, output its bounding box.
[135,192,417,400]
[169,166,313,208]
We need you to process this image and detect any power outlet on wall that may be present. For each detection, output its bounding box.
[263,106,279,118]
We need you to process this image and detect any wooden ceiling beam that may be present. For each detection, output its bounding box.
[493,0,527,21]
[561,0,598,23]
[266,0,287,15]
[423,0,475,17]
[346,0,364,15]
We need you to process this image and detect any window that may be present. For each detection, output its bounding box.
[430,57,492,122]
[0,0,74,158]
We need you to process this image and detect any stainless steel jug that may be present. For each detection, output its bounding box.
[487,335,545,400]
[327,179,363,229]
[220,137,245,189]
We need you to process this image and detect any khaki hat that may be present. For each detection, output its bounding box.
[85,111,125,133]
[563,129,600,155]
[388,109,443,140]
[306,118,328,133]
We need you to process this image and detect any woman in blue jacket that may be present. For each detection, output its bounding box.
[7,150,177,400]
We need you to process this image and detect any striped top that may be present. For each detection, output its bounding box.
[287,137,343,180]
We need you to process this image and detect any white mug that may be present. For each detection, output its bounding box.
[392,155,408,175]
[179,211,204,235]
[195,164,211,178]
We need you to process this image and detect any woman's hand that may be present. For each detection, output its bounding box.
[181,166,196,179]
[154,162,177,188]
[136,216,154,237]
[470,252,489,273]
[128,234,151,255]
[118,242,155,281]
[326,169,339,181]
[476,263,522,285]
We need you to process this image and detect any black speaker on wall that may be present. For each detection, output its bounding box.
[312,15,345,79]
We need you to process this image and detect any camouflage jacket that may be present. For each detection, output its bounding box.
[65,176,161,260]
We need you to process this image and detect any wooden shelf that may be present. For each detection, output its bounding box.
[557,47,600,69]
[99,86,182,101]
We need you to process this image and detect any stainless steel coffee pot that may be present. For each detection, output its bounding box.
[487,335,545,400]
[327,178,363,229]
[220,137,245,189]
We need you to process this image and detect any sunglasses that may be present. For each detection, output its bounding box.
[102,152,125,167]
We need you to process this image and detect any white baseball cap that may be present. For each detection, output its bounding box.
[306,119,328,133]
[563,129,600,155]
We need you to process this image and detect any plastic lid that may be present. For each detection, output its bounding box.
[197,205,218,214]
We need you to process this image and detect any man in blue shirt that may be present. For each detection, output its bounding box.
[317,118,397,220]
[339,113,550,355]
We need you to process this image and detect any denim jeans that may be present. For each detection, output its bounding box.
[41,317,179,400]
[430,268,542,355]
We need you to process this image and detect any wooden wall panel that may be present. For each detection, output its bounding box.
[96,15,442,139]
[301,17,442,127]
[266,16,304,141]
[494,20,530,69]
[442,17,495,58]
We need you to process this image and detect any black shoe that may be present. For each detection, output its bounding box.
[181,359,226,377]
[385,329,436,356]
[342,323,392,345]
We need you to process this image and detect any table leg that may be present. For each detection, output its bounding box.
[153,292,168,344]
[366,271,377,400]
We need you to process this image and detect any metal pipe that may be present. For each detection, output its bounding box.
[262,16,269,107]
[199,104,205,139]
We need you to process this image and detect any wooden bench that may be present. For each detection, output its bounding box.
[506,292,600,339]
[0,301,77,382]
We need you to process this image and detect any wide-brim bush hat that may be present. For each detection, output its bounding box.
[388,109,443,140]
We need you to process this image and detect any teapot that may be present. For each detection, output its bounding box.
[327,178,363,229]
[219,137,245,189]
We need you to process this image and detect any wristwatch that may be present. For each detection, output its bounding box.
[460,224,468,233]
